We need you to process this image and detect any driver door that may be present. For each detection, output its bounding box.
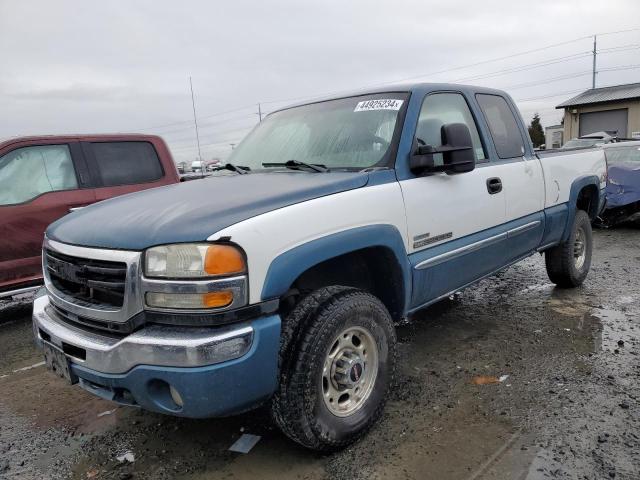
[400,92,508,308]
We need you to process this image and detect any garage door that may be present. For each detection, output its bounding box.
[579,108,628,137]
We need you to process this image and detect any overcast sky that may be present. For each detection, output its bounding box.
[1,0,639,162]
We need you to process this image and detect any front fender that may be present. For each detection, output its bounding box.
[260,224,411,313]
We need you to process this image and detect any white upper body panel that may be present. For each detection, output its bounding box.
[208,182,408,304]
[539,149,607,208]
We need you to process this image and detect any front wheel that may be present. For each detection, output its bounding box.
[545,209,593,287]
[271,286,396,451]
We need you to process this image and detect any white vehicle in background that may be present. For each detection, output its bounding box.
[191,160,203,172]
[562,131,618,149]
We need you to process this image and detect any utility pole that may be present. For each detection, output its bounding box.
[592,35,597,89]
[230,143,236,150]
[256,102,263,122]
[189,76,202,162]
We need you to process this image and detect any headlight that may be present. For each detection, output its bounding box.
[145,243,245,278]
[143,243,247,311]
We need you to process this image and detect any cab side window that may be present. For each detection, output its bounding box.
[416,93,487,166]
[89,141,163,187]
[0,145,78,206]
[476,94,525,159]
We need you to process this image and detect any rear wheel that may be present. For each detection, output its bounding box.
[545,209,593,287]
[271,286,396,451]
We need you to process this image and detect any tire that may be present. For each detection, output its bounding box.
[545,209,593,288]
[271,286,396,451]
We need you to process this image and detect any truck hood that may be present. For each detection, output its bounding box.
[47,171,372,250]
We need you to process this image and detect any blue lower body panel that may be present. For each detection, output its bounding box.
[71,314,281,418]
[408,212,545,308]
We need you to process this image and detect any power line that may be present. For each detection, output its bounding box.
[259,35,596,107]
[171,60,639,151]
[154,114,255,138]
[452,52,592,83]
[165,124,256,146]
[257,53,594,118]
[598,44,640,54]
[143,27,640,139]
[514,88,587,103]
[135,104,256,132]
[595,27,640,36]
[503,71,592,90]
[170,137,244,151]
[145,111,256,135]
[599,64,640,72]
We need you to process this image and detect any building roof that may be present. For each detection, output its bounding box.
[556,82,640,109]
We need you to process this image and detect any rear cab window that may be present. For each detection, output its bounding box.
[0,144,78,205]
[476,94,525,159]
[88,141,164,187]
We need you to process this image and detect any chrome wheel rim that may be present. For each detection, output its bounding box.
[574,226,587,270]
[321,326,379,417]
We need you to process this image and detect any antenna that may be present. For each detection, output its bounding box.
[592,35,597,89]
[189,76,202,161]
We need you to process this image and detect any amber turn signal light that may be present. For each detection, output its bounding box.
[202,291,234,308]
[204,245,245,276]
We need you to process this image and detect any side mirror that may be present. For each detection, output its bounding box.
[410,123,476,175]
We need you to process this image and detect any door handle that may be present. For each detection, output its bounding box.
[486,177,502,194]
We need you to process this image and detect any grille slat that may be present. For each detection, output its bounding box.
[84,265,127,276]
[45,249,127,308]
[86,279,126,290]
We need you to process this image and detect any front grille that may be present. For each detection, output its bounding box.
[45,249,127,308]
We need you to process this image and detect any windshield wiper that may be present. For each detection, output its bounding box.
[211,163,250,174]
[262,159,329,173]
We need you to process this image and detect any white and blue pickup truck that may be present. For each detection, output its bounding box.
[33,83,606,451]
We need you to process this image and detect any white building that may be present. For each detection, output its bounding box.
[544,125,564,149]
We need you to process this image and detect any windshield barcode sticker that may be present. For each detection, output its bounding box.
[354,99,403,112]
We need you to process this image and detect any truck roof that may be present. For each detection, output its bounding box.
[271,82,511,115]
[0,133,163,150]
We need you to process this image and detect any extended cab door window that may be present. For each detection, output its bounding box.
[87,141,164,187]
[475,94,525,159]
[416,93,487,165]
[0,145,78,205]
[476,93,545,249]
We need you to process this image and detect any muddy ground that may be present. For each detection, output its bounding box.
[1,227,639,480]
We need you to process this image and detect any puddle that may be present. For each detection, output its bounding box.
[594,307,637,352]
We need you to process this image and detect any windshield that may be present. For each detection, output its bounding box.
[228,93,408,171]
[605,145,640,169]
[562,138,601,149]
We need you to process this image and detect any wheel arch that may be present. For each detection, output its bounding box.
[261,225,411,320]
[562,175,601,241]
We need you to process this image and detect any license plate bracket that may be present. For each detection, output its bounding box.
[43,342,79,385]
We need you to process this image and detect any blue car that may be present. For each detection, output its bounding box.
[599,141,640,226]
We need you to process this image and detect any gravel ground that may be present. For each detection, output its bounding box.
[1,226,639,479]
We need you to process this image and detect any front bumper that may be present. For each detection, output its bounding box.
[33,295,281,417]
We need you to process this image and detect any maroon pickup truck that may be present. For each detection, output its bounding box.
[0,134,180,298]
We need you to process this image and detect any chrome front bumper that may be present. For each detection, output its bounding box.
[32,295,254,374]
